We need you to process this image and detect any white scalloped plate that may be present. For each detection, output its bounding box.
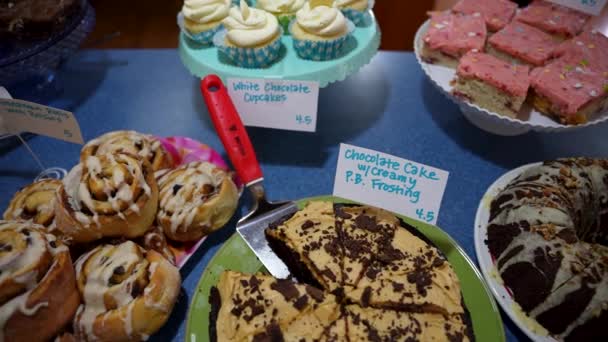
[414,20,608,136]
[474,162,560,342]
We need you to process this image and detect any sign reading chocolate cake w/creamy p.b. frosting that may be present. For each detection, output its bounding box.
[333,143,449,224]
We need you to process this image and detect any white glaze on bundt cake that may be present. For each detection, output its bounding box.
[486,158,608,341]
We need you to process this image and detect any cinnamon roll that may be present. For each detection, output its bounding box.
[138,226,175,265]
[81,130,174,172]
[0,220,80,342]
[55,152,159,243]
[73,241,180,341]
[3,179,62,230]
[156,162,238,242]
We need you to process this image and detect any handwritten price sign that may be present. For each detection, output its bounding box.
[227,78,319,132]
[0,99,83,144]
[333,144,449,225]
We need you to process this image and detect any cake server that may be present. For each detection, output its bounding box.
[201,75,296,279]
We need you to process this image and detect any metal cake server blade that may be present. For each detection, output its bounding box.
[200,75,298,279]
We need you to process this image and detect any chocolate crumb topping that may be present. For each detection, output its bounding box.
[305,285,325,302]
[252,322,284,342]
[301,220,314,229]
[270,280,299,301]
[406,268,432,296]
[321,268,337,282]
[361,287,372,307]
[335,206,352,219]
[354,214,380,232]
[293,295,309,310]
[392,282,404,292]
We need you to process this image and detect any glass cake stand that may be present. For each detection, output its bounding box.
[178,11,381,88]
[0,0,96,97]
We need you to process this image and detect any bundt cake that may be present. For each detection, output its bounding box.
[209,201,474,341]
[486,158,608,341]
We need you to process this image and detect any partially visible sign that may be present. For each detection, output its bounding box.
[0,99,84,144]
[333,143,449,225]
[227,78,319,132]
[549,0,607,15]
[0,87,11,135]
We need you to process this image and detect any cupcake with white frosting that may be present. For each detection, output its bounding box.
[256,0,306,32]
[334,0,372,26]
[231,0,252,5]
[290,1,354,61]
[180,0,231,44]
[214,0,283,68]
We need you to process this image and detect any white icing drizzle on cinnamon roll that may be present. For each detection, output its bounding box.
[0,221,67,341]
[74,241,158,341]
[81,131,173,173]
[64,153,153,228]
[157,162,225,234]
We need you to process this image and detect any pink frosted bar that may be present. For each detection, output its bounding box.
[453,0,517,32]
[515,0,590,38]
[457,51,531,98]
[423,12,487,58]
[489,21,561,66]
[531,58,608,116]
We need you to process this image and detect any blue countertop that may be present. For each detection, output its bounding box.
[1,49,606,342]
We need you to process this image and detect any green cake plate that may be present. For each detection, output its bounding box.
[186,196,505,342]
[178,12,381,87]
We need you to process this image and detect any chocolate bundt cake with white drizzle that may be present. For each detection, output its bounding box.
[487,158,608,341]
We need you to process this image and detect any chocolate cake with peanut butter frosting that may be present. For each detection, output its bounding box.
[210,201,473,341]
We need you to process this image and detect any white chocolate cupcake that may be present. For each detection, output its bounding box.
[290,1,354,61]
[181,0,231,44]
[334,0,372,26]
[214,0,283,68]
[256,0,306,31]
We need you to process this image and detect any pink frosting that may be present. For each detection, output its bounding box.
[453,0,517,32]
[553,31,608,70]
[515,0,590,38]
[457,51,531,98]
[158,136,243,189]
[423,12,487,58]
[489,21,560,66]
[531,58,608,116]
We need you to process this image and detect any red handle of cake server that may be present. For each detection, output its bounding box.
[201,75,263,185]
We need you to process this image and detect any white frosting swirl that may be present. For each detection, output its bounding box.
[182,0,231,24]
[296,3,348,37]
[334,0,368,9]
[257,0,306,14]
[222,1,280,47]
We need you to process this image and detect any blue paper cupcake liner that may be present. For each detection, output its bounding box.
[188,24,223,45]
[289,20,355,61]
[339,0,373,26]
[177,12,223,46]
[213,29,283,68]
[341,8,368,26]
[232,0,253,5]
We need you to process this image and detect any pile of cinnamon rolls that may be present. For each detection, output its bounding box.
[0,130,239,341]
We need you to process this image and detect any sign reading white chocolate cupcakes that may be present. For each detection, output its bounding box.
[0,98,83,144]
[333,143,449,224]
[227,78,319,132]
[548,0,607,15]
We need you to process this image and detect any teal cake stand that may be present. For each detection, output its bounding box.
[178,11,381,87]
